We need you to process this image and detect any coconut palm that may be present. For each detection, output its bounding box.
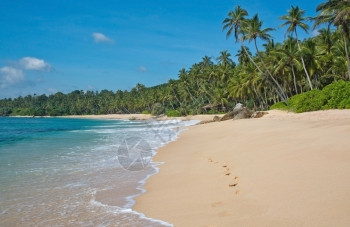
[223,6,287,101]
[272,37,302,94]
[217,50,234,67]
[222,6,264,75]
[314,0,350,79]
[242,14,288,100]
[299,39,323,88]
[236,46,251,65]
[280,5,314,89]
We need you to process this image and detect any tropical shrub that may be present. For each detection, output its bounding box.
[166,110,181,117]
[322,80,350,109]
[270,102,288,110]
[289,90,327,113]
[270,81,350,113]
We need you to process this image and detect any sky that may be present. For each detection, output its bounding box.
[0,0,323,98]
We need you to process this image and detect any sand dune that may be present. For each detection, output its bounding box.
[134,109,350,226]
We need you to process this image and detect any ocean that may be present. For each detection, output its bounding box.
[0,117,198,226]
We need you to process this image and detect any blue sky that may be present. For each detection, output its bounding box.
[0,0,322,98]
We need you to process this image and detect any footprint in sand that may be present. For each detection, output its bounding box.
[211,201,223,208]
[224,168,231,176]
[218,211,231,217]
[229,183,238,187]
[229,176,239,187]
[223,165,231,176]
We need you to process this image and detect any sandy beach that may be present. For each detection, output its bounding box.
[63,113,221,122]
[134,109,350,226]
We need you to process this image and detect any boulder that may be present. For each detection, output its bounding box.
[213,115,221,122]
[220,103,251,121]
[233,108,251,120]
[251,111,267,118]
[232,103,243,112]
[220,111,235,121]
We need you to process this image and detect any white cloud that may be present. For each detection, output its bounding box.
[92,32,114,44]
[47,88,57,94]
[19,57,51,71]
[312,30,320,37]
[138,65,147,72]
[0,66,25,88]
[0,57,51,89]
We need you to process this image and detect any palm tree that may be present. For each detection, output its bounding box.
[223,6,265,76]
[242,14,288,100]
[217,50,234,66]
[280,5,314,89]
[223,6,287,101]
[314,0,350,79]
[299,39,322,88]
[236,46,251,65]
[314,28,336,79]
[272,37,301,94]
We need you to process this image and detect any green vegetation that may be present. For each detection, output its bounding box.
[270,80,350,113]
[166,110,181,117]
[1,0,349,116]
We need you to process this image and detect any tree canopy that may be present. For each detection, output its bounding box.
[1,0,349,116]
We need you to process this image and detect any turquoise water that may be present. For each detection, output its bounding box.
[0,117,196,226]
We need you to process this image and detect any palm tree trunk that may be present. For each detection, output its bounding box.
[240,42,287,101]
[295,29,313,89]
[291,65,298,94]
[240,42,264,74]
[253,40,288,101]
[343,34,350,80]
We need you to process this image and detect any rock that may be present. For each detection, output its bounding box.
[233,108,251,120]
[220,103,252,121]
[251,111,266,118]
[213,115,221,122]
[220,103,245,121]
[220,111,235,121]
[232,103,243,113]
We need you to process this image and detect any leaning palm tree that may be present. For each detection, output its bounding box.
[280,5,314,89]
[223,6,287,101]
[222,6,264,74]
[314,0,350,79]
[272,37,302,94]
[242,14,288,100]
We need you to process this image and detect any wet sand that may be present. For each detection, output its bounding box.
[134,109,350,226]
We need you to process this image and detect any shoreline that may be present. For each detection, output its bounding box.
[134,109,350,226]
[61,113,223,122]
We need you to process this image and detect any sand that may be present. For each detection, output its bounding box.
[63,113,222,122]
[134,109,350,226]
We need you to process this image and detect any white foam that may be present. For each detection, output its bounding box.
[89,196,173,226]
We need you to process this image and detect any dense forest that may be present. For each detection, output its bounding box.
[1,0,349,116]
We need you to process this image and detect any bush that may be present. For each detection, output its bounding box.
[141,110,150,114]
[289,89,327,113]
[270,102,288,110]
[166,110,181,117]
[269,80,350,113]
[322,80,350,109]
